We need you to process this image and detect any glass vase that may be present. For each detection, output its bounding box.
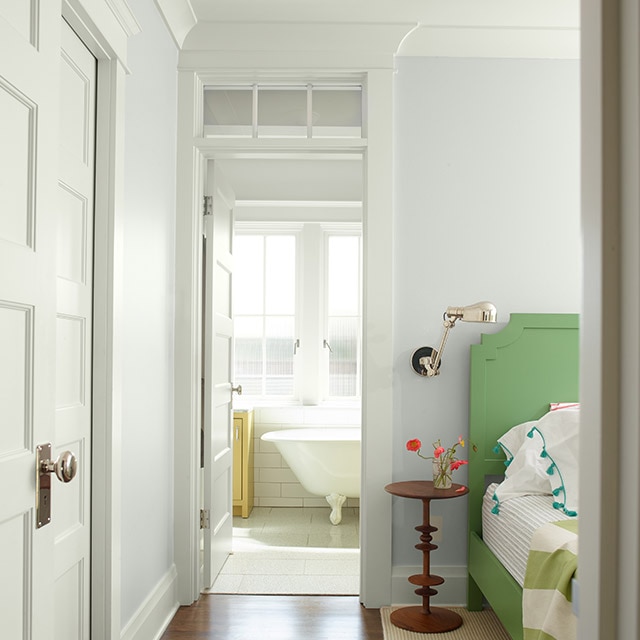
[432,459,452,489]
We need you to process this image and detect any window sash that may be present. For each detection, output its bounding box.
[233,224,362,403]
[203,83,363,139]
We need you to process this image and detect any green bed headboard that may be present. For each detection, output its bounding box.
[468,313,579,537]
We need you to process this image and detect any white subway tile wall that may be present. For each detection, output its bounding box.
[248,406,361,508]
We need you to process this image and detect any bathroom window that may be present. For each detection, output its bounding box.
[233,224,362,404]
[233,234,297,397]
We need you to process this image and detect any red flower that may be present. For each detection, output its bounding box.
[450,459,468,471]
[406,439,422,452]
[433,446,446,458]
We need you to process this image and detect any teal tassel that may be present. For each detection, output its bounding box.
[491,505,500,515]
[504,459,512,467]
[493,444,501,454]
[527,428,536,438]
[492,493,498,502]
[565,509,577,517]
[552,487,562,496]
[552,501,564,510]
[547,464,555,475]
[541,449,548,458]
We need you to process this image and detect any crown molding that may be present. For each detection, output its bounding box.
[396,25,579,59]
[105,0,141,37]
[154,0,197,48]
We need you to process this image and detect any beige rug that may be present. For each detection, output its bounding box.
[381,607,511,640]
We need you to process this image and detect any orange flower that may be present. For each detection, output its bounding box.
[450,459,468,471]
[433,446,446,458]
[406,438,422,452]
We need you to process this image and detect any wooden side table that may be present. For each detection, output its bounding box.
[385,480,469,634]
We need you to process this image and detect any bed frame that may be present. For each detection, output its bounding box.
[467,313,579,640]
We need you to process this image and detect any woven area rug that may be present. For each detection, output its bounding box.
[381,607,511,640]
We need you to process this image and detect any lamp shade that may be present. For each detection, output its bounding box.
[445,301,497,323]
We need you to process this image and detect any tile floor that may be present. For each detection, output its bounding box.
[205,506,360,595]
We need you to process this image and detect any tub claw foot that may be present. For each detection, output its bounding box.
[326,493,347,525]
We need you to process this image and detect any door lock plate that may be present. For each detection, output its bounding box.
[36,443,52,529]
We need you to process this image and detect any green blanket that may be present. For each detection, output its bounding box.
[523,519,578,640]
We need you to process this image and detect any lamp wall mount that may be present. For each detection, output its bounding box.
[411,346,441,377]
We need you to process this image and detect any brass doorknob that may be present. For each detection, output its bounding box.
[41,450,78,483]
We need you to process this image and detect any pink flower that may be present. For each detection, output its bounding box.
[450,459,468,471]
[433,446,446,458]
[406,439,422,452]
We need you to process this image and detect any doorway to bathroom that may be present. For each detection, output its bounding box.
[205,153,363,595]
[176,71,395,607]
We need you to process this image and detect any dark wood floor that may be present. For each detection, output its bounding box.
[161,594,384,640]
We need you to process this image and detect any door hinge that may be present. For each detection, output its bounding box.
[200,509,210,529]
[203,195,213,216]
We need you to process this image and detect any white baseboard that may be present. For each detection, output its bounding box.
[391,565,468,607]
[121,564,179,640]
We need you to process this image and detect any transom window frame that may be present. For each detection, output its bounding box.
[203,82,363,139]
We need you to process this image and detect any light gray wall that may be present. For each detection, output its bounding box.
[392,57,581,566]
[120,0,177,628]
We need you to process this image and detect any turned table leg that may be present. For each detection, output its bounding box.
[389,498,463,633]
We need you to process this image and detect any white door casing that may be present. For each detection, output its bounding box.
[174,70,394,607]
[202,161,236,588]
[54,19,95,639]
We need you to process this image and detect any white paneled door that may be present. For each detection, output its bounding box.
[202,162,236,588]
[0,7,94,637]
[55,20,95,640]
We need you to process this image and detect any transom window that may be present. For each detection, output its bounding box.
[233,224,362,404]
[203,84,362,139]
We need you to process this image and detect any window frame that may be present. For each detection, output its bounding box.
[320,225,363,403]
[203,83,363,139]
[233,221,362,406]
[233,223,302,402]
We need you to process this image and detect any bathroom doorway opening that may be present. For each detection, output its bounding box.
[206,154,363,595]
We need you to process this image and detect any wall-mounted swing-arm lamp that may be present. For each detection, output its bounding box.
[411,301,498,377]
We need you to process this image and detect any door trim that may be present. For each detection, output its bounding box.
[61,3,132,637]
[174,69,394,607]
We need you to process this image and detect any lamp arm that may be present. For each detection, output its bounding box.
[428,318,456,375]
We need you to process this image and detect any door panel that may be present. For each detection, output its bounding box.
[53,20,95,640]
[0,80,35,247]
[203,161,236,587]
[54,560,84,640]
[0,2,59,638]
[0,302,32,454]
[56,184,88,283]
[56,314,86,408]
[0,1,37,46]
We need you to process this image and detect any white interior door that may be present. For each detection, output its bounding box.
[202,161,236,588]
[54,19,95,638]
[0,6,92,638]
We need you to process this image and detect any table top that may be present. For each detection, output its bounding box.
[385,480,469,500]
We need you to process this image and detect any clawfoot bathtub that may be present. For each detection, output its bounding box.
[261,427,360,525]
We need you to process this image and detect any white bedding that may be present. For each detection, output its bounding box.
[482,483,573,587]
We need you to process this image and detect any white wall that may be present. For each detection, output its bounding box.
[392,57,581,573]
[120,0,178,629]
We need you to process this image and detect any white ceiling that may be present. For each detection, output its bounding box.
[217,157,362,203]
[188,0,578,28]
